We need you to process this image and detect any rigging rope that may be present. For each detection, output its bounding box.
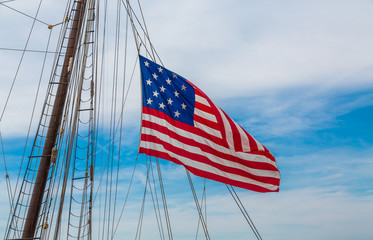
[186,170,210,240]
[149,158,166,240]
[111,154,139,239]
[155,158,173,240]
[194,179,207,240]
[0,2,49,25]
[0,1,15,4]
[0,47,59,54]
[110,0,122,236]
[5,0,93,238]
[226,184,263,240]
[41,25,74,239]
[54,10,91,238]
[0,131,13,210]
[136,0,155,60]
[104,0,124,236]
[4,20,54,239]
[0,0,44,124]
[135,160,149,240]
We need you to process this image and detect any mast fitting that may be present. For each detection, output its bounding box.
[51,147,58,164]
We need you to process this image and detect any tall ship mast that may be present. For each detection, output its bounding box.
[0,0,280,239]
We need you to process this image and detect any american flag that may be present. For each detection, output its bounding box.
[138,55,280,192]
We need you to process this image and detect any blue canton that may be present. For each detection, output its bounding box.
[139,55,195,126]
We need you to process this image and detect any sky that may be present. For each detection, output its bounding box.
[0,0,373,239]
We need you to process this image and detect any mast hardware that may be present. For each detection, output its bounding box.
[78,108,94,112]
[89,165,94,182]
[28,155,51,158]
[49,82,69,85]
[50,147,58,164]
[42,222,48,229]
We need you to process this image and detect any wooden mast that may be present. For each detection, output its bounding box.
[22,1,87,238]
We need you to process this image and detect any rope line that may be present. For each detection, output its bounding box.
[186,170,210,240]
[0,0,45,124]
[3,0,56,236]
[0,2,49,25]
[149,158,166,240]
[0,47,59,54]
[156,158,173,240]
[135,161,149,240]
[194,179,207,240]
[111,154,139,239]
[0,130,14,211]
[226,184,263,240]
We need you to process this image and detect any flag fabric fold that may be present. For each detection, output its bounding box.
[138,55,280,192]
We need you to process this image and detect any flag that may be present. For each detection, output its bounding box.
[138,55,280,192]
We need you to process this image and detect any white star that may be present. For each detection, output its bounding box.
[146,98,153,105]
[152,73,158,80]
[181,84,187,91]
[158,67,163,73]
[159,102,165,109]
[174,110,180,118]
[166,78,171,85]
[144,61,149,67]
[173,73,177,78]
[181,103,187,110]
[160,85,166,92]
[167,98,173,105]
[153,91,159,97]
[174,90,179,98]
[146,79,152,85]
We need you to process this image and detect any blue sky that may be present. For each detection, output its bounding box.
[0,0,373,239]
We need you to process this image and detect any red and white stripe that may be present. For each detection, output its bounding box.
[139,83,280,192]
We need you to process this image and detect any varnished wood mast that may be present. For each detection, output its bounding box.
[22,1,87,238]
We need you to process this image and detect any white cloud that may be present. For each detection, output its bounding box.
[143,0,373,98]
[245,188,373,240]
[219,87,373,139]
[90,187,373,240]
[277,147,373,192]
